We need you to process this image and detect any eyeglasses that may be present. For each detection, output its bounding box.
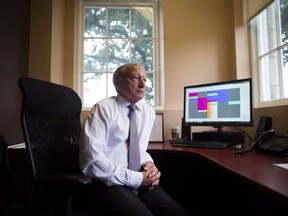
[128,75,147,84]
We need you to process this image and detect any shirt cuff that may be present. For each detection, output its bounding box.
[129,171,143,189]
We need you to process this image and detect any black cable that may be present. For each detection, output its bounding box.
[234,149,252,156]
[231,126,256,156]
[232,126,254,145]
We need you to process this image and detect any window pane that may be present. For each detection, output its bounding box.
[108,38,130,71]
[83,73,107,107]
[280,0,288,44]
[260,52,280,101]
[84,8,106,37]
[131,39,154,71]
[258,3,277,55]
[84,39,106,72]
[145,73,154,105]
[107,73,117,97]
[131,7,153,37]
[108,8,129,37]
[281,46,288,97]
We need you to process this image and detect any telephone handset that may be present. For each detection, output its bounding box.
[251,129,288,155]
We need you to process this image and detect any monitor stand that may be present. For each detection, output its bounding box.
[203,126,225,133]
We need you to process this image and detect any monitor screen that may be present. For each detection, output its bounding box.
[183,78,253,131]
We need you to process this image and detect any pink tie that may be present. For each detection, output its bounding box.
[127,104,141,171]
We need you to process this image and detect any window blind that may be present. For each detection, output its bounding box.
[247,0,274,21]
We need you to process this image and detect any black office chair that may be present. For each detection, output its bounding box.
[18,77,93,216]
[0,134,11,215]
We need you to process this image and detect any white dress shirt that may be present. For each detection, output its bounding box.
[79,95,155,190]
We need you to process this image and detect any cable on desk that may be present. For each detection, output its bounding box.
[234,149,252,156]
[232,126,254,145]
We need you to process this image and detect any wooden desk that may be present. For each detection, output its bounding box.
[7,142,288,215]
[148,141,288,215]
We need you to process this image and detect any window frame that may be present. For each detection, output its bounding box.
[249,0,288,108]
[75,0,165,110]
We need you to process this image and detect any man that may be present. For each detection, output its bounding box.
[79,63,190,215]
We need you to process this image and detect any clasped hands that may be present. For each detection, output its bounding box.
[139,161,161,191]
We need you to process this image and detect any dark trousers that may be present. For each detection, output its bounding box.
[90,180,191,216]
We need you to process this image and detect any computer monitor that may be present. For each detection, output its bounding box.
[183,78,253,132]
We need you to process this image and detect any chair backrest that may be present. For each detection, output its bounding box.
[18,77,82,179]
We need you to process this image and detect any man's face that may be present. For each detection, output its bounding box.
[117,67,146,104]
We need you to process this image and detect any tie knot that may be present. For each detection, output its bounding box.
[128,104,136,112]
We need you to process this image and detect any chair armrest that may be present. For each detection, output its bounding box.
[35,173,92,186]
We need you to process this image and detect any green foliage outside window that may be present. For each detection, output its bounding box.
[83,6,155,107]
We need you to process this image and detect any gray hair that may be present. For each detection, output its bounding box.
[113,63,144,88]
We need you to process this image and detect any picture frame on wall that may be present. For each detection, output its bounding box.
[149,113,164,143]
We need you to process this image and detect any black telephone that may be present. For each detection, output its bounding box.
[251,129,288,155]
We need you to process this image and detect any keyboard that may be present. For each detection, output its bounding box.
[170,139,232,149]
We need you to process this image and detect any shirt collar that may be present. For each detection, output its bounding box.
[115,94,141,111]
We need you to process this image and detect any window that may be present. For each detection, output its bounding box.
[249,0,288,108]
[77,0,164,108]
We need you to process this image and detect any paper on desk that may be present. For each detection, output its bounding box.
[273,163,288,170]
